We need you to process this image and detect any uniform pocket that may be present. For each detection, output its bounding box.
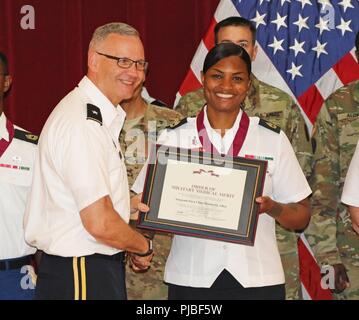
[0,165,32,187]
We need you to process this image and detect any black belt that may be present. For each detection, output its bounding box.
[0,255,33,271]
[43,251,125,262]
[91,252,125,263]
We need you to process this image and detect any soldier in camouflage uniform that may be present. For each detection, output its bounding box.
[311,32,359,299]
[120,84,183,300]
[175,17,313,300]
[304,105,349,297]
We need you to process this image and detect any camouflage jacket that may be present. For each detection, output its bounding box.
[119,103,183,189]
[305,105,342,266]
[310,80,359,266]
[119,103,183,300]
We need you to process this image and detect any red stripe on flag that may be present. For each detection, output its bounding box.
[333,52,359,86]
[202,17,217,50]
[178,69,202,97]
[298,238,333,300]
[297,85,324,123]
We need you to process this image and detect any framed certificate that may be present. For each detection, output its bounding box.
[137,145,267,246]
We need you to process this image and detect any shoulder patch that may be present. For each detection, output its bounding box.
[14,129,39,145]
[166,117,188,130]
[87,104,102,125]
[259,118,281,134]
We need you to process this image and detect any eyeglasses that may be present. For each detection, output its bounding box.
[96,52,148,71]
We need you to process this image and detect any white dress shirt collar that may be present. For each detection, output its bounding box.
[0,112,9,141]
[203,106,243,154]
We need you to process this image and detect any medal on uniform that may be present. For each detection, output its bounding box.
[195,106,250,156]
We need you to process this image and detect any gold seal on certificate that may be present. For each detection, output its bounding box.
[137,145,267,245]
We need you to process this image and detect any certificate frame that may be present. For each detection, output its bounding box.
[137,145,267,246]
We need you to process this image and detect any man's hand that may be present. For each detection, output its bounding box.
[128,252,154,272]
[332,263,350,294]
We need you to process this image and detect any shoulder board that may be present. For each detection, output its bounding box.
[259,119,280,134]
[14,129,39,145]
[87,103,102,125]
[151,99,167,107]
[166,117,188,130]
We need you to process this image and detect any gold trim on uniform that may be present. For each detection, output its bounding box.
[25,134,38,141]
[72,257,80,300]
[80,257,87,300]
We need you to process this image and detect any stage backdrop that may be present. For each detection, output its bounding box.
[0,0,219,135]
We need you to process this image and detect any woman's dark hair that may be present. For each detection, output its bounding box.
[203,43,251,76]
[0,51,9,75]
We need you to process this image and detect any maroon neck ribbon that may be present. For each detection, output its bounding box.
[196,107,249,157]
[0,118,15,158]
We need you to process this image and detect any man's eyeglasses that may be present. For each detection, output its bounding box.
[96,52,148,71]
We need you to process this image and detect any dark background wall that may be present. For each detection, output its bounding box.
[0,0,220,135]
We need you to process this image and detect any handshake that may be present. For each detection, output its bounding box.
[128,194,154,272]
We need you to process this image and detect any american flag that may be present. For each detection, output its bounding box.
[175,0,359,300]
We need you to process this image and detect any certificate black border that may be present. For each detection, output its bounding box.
[137,144,267,246]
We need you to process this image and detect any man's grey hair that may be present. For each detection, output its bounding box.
[89,22,139,50]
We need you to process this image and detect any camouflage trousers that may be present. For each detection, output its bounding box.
[276,224,301,300]
[334,217,359,300]
[126,233,172,300]
[334,257,359,300]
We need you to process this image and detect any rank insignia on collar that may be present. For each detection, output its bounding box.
[26,134,38,141]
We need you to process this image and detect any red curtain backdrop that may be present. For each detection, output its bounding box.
[0,0,219,135]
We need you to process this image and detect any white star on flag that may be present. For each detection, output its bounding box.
[293,14,310,32]
[251,11,266,27]
[296,0,312,9]
[290,39,306,57]
[287,62,303,80]
[312,40,328,58]
[280,0,291,5]
[336,18,352,36]
[271,12,288,31]
[339,0,354,13]
[315,17,330,35]
[269,36,285,54]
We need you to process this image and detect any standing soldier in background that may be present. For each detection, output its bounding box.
[175,17,313,300]
[0,51,38,299]
[309,31,359,299]
[120,82,183,299]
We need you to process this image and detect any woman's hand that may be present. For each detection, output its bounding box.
[256,196,310,231]
[256,196,283,217]
[130,193,149,219]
